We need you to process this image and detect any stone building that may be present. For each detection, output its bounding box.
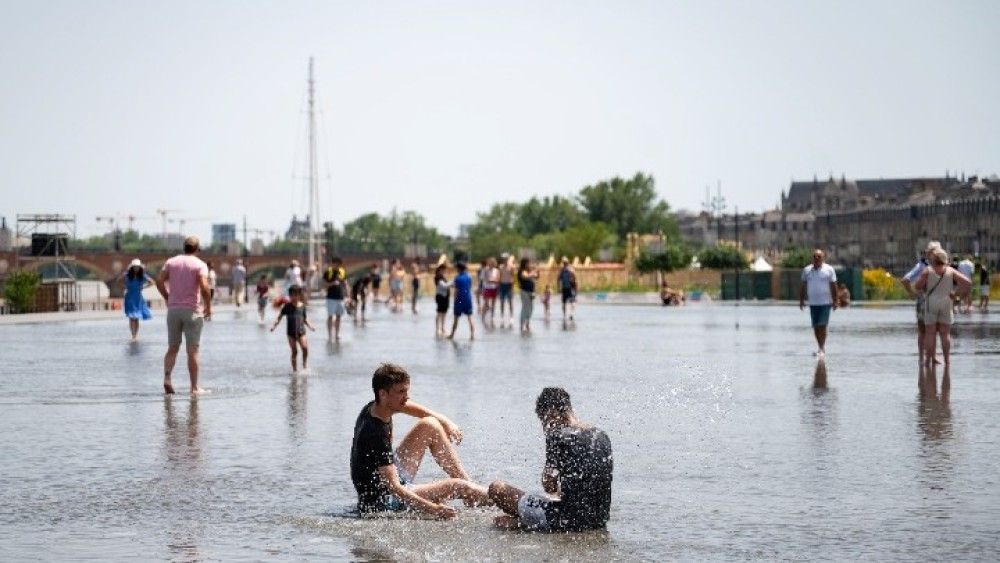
[675,174,1000,272]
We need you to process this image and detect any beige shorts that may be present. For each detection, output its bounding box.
[924,299,953,326]
[167,308,205,347]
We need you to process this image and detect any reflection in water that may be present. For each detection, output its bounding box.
[326,340,341,356]
[812,359,828,390]
[915,363,955,517]
[287,375,308,443]
[162,396,204,560]
[801,360,837,451]
[917,363,953,443]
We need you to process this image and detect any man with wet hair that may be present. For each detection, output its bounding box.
[350,363,490,519]
[488,387,613,531]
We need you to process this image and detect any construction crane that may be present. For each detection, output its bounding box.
[167,216,213,235]
[156,209,182,240]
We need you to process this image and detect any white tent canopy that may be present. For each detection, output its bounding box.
[751,256,773,272]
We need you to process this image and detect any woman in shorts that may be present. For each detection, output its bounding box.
[915,248,971,366]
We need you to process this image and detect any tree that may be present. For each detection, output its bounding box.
[559,222,615,260]
[780,247,812,269]
[517,195,585,237]
[337,209,445,255]
[3,269,41,313]
[635,244,692,273]
[698,245,748,269]
[577,172,678,240]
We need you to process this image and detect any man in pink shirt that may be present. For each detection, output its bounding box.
[155,235,213,394]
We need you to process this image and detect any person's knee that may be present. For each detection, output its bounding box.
[166,345,181,354]
[488,480,506,500]
[417,416,444,432]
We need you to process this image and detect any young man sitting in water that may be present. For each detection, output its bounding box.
[350,363,491,519]
[488,387,613,531]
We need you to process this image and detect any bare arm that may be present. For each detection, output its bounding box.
[830,282,838,310]
[799,281,806,310]
[155,269,169,302]
[377,465,456,519]
[400,401,463,444]
[901,278,917,299]
[199,274,212,319]
[953,269,972,297]
[914,269,929,291]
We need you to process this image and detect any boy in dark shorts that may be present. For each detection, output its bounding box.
[270,285,315,373]
[350,363,490,518]
[434,264,451,337]
[447,262,475,340]
[488,387,613,532]
[350,274,371,325]
[558,258,577,321]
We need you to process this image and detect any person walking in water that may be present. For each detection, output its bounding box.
[351,274,371,325]
[557,258,577,322]
[271,285,315,373]
[799,249,838,357]
[957,255,975,314]
[498,253,515,328]
[123,258,153,341]
[410,258,422,314]
[255,274,270,324]
[902,241,940,364]
[975,261,991,312]
[323,257,348,342]
[488,387,613,531]
[448,262,476,340]
[155,236,212,394]
[232,259,247,307]
[350,363,491,518]
[914,247,971,367]
[206,261,217,304]
[481,257,499,327]
[369,262,382,304]
[434,264,451,337]
[517,257,539,333]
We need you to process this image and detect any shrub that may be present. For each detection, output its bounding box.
[635,244,692,273]
[3,270,42,313]
[781,247,813,269]
[698,245,748,269]
[862,267,907,300]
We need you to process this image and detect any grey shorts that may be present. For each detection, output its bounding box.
[326,298,346,316]
[517,493,553,531]
[384,454,416,512]
[166,308,204,347]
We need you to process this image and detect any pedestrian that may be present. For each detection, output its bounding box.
[323,257,348,342]
[488,387,613,531]
[448,262,476,340]
[902,241,940,364]
[270,285,315,373]
[798,249,838,357]
[434,264,451,337]
[232,259,247,307]
[389,259,405,312]
[975,262,990,312]
[410,258,422,314]
[481,257,499,327]
[349,363,490,518]
[255,274,270,324]
[541,283,552,320]
[475,259,487,312]
[351,274,372,325]
[369,263,382,303]
[498,253,515,328]
[914,247,971,367]
[123,258,153,342]
[957,255,975,313]
[557,257,577,322]
[154,235,212,394]
[517,257,539,332]
[206,261,217,304]
[284,260,303,296]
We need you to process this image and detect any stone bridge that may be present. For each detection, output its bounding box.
[0,250,388,286]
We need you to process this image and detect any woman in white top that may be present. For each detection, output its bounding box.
[915,248,971,366]
[284,260,303,295]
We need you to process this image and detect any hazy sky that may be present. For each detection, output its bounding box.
[2,0,998,240]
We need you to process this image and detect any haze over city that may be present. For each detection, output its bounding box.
[2,0,998,240]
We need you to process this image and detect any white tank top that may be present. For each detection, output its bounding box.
[925,267,955,307]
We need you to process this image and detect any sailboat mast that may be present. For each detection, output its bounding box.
[307,57,319,273]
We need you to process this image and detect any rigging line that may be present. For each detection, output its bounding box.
[315,93,337,227]
[290,91,309,225]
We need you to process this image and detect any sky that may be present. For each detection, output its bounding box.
[1,0,998,241]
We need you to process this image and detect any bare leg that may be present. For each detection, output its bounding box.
[334,314,341,341]
[923,323,937,367]
[939,324,951,365]
[186,344,205,394]
[287,336,298,372]
[467,315,475,340]
[163,344,181,394]
[395,417,471,480]
[327,315,333,341]
[488,481,524,516]
[447,316,459,339]
[129,318,139,340]
[916,322,926,363]
[815,326,827,352]
[411,478,491,507]
[299,336,309,370]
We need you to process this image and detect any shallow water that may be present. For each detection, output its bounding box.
[2,302,999,561]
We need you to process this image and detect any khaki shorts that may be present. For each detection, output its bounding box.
[167,308,205,347]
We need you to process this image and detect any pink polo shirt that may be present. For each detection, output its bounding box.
[162,254,208,313]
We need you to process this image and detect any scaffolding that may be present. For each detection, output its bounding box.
[15,214,79,311]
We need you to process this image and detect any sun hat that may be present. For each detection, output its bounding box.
[925,240,942,252]
[129,258,143,268]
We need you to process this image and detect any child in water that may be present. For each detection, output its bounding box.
[255,275,270,324]
[270,285,315,373]
[541,284,552,320]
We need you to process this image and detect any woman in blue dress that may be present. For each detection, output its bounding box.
[124,258,153,341]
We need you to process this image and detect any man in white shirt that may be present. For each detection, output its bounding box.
[799,249,838,357]
[901,241,940,364]
[957,255,975,314]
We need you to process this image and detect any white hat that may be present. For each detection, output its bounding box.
[129,258,143,268]
[925,240,942,252]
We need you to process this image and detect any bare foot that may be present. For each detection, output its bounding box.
[163,382,175,394]
[447,333,455,340]
[191,387,210,395]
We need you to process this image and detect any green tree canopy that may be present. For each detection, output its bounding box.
[577,172,678,240]
[334,209,445,255]
[698,245,748,269]
[635,244,692,273]
[780,247,812,269]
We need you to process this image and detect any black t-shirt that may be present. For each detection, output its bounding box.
[544,425,613,530]
[980,268,990,285]
[280,302,307,336]
[350,401,395,512]
[324,269,345,300]
[351,276,370,301]
[518,270,536,293]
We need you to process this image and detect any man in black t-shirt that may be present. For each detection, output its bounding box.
[323,257,347,342]
[488,387,613,531]
[350,363,491,518]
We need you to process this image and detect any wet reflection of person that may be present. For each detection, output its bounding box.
[813,359,828,390]
[917,364,952,441]
[161,396,203,559]
[287,373,308,443]
[163,396,202,466]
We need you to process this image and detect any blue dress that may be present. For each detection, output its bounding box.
[124,274,153,320]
